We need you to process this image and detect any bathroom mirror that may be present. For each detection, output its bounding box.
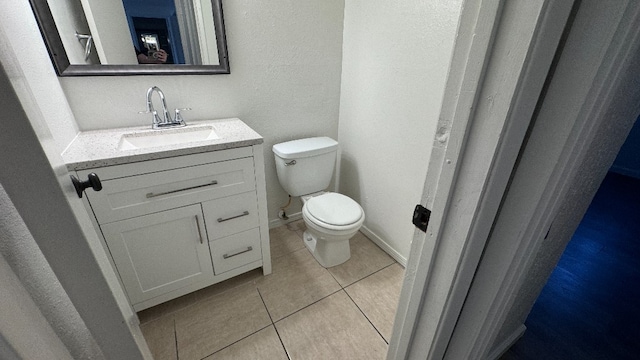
[29,0,229,76]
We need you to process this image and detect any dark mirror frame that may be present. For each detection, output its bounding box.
[28,0,230,76]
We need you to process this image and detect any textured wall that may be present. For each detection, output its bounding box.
[337,0,462,261]
[0,187,103,359]
[59,0,345,222]
[0,237,73,360]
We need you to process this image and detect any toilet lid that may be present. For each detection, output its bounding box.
[305,193,363,226]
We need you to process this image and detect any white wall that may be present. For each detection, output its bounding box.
[0,1,79,151]
[59,0,345,222]
[338,0,463,262]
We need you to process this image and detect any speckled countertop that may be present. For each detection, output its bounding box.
[63,118,263,170]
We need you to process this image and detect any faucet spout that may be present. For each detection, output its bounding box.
[146,86,172,126]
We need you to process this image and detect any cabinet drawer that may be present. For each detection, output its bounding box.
[210,228,262,274]
[202,192,259,240]
[77,147,254,180]
[87,158,255,223]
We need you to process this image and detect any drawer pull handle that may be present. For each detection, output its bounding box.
[146,180,218,198]
[223,246,253,259]
[195,215,204,244]
[217,211,250,223]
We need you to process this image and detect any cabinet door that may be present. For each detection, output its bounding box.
[102,205,213,305]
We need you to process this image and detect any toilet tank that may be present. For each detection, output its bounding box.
[272,137,339,196]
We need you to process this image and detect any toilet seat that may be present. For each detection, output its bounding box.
[303,193,363,229]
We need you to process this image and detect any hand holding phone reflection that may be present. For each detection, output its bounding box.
[152,49,168,63]
[137,49,168,64]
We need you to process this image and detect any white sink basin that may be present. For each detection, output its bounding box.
[118,125,219,151]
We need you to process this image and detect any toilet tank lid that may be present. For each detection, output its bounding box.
[272,137,338,159]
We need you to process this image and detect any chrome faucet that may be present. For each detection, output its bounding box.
[142,86,189,129]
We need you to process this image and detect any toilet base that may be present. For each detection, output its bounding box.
[303,230,351,268]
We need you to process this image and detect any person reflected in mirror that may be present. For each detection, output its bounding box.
[136,48,168,64]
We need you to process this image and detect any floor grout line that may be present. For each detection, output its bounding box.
[196,324,274,360]
[256,287,275,324]
[338,260,399,290]
[173,318,179,360]
[271,287,344,323]
[195,286,278,359]
[257,287,291,360]
[343,287,390,345]
[327,266,341,287]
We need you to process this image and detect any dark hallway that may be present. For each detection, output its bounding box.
[503,172,640,359]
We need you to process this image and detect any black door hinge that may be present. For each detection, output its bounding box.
[412,204,431,232]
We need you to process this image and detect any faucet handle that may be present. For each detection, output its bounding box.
[174,108,192,124]
[139,109,162,126]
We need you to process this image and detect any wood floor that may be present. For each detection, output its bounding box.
[502,172,640,360]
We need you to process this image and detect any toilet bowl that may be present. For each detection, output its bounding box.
[301,192,364,267]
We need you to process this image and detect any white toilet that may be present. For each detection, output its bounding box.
[273,137,364,267]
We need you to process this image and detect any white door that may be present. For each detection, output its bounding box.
[191,0,219,65]
[80,0,138,64]
[445,1,640,358]
[103,205,214,306]
[0,60,149,357]
[173,0,202,64]
[387,0,574,359]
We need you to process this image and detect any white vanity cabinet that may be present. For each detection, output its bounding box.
[76,145,271,311]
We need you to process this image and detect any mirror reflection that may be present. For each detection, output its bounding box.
[48,0,221,66]
[29,0,229,75]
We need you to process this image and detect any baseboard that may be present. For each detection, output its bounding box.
[268,211,303,229]
[360,225,407,267]
[486,324,526,360]
[610,165,640,180]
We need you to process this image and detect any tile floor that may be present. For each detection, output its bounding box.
[138,220,404,360]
